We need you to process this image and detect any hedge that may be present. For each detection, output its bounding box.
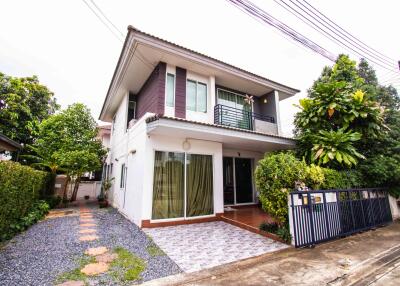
[0,161,49,240]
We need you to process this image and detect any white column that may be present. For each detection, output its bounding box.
[274,90,282,136]
[209,75,216,123]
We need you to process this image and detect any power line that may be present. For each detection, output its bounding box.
[302,0,396,63]
[88,0,124,38]
[80,0,155,70]
[227,0,336,61]
[81,0,123,42]
[273,0,398,73]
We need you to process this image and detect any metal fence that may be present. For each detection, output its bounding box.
[289,188,392,248]
[214,104,274,131]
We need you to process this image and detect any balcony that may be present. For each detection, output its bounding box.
[214,104,277,134]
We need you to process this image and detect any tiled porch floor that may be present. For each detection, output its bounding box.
[221,205,275,231]
[143,221,288,273]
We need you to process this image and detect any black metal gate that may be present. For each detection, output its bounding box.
[289,188,392,248]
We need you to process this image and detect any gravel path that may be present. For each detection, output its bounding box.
[0,202,181,286]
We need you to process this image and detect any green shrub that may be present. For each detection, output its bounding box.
[0,161,49,241]
[255,152,307,224]
[259,221,291,243]
[305,164,325,189]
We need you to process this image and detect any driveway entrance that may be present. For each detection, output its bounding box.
[143,221,287,273]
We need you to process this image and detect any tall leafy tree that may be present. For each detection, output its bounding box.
[294,55,385,168]
[0,73,59,155]
[355,59,400,196]
[32,103,106,201]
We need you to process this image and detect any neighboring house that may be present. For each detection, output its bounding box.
[0,133,21,160]
[99,26,299,227]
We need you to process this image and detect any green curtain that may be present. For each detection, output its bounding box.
[152,151,184,219]
[186,154,214,217]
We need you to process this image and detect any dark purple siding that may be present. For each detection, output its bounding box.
[135,62,166,119]
[175,67,186,118]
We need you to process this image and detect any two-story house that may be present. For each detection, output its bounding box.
[99,26,299,227]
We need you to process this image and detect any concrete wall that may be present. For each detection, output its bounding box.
[389,195,400,220]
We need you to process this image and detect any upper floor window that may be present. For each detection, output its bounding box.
[186,80,207,112]
[126,93,136,129]
[166,73,175,107]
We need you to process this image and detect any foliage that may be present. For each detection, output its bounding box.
[310,129,365,167]
[305,164,325,189]
[0,161,49,241]
[358,155,400,197]
[99,177,114,201]
[259,221,291,243]
[294,55,385,167]
[44,196,62,209]
[0,72,58,157]
[56,255,95,284]
[32,103,106,201]
[146,244,165,257]
[110,247,146,282]
[259,222,279,233]
[255,152,365,225]
[255,152,307,224]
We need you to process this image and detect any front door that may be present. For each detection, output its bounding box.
[223,157,253,205]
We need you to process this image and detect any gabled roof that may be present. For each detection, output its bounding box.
[100,26,300,121]
[0,133,21,151]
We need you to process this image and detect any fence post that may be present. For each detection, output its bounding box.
[322,192,331,239]
[367,190,375,226]
[290,193,297,247]
[307,192,316,246]
[376,189,384,224]
[336,191,343,235]
[359,190,367,229]
[348,191,356,230]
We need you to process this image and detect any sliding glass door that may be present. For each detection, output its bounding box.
[186,154,213,217]
[217,89,252,129]
[152,151,213,219]
[152,152,185,219]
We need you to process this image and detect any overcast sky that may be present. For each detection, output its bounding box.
[1,0,399,136]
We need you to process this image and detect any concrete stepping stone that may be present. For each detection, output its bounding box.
[80,223,96,227]
[55,281,85,286]
[79,229,96,234]
[95,252,118,263]
[80,262,109,276]
[80,215,93,218]
[79,235,99,242]
[85,246,108,256]
[80,219,95,223]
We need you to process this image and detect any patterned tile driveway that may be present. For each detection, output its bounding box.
[143,221,288,273]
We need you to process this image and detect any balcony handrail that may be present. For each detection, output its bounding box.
[214,104,275,125]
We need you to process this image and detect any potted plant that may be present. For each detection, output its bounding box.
[98,177,114,208]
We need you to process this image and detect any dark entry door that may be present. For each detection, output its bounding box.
[223,157,235,205]
[235,158,253,204]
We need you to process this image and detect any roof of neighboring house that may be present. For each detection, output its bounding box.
[0,133,21,151]
[145,114,296,142]
[100,26,300,121]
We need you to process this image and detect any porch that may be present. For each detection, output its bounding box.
[221,205,279,240]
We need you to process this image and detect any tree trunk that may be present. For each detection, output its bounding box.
[62,175,70,203]
[70,176,81,202]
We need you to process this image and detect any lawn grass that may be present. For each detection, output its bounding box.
[146,244,165,257]
[55,254,95,284]
[110,247,146,282]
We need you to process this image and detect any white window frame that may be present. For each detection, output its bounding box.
[186,79,207,113]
